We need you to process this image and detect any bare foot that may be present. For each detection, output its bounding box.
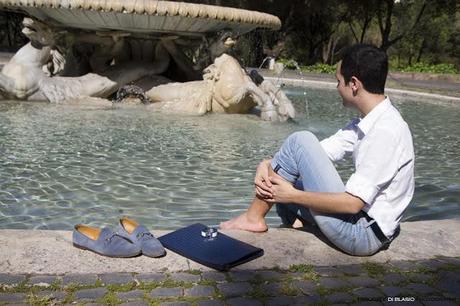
[220,212,268,232]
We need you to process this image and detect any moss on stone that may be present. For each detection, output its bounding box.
[197,279,216,287]
[280,282,300,296]
[315,284,353,297]
[439,263,459,271]
[212,290,224,300]
[414,265,432,274]
[26,293,54,306]
[106,281,137,292]
[63,282,99,292]
[289,264,314,273]
[316,285,331,296]
[303,271,320,283]
[160,278,193,289]
[248,274,265,285]
[0,280,29,293]
[61,292,75,304]
[362,262,387,277]
[287,264,320,282]
[247,285,269,299]
[146,296,203,305]
[184,269,202,275]
[137,281,161,291]
[48,279,62,291]
[97,291,121,305]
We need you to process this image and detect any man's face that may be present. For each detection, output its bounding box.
[335,61,353,108]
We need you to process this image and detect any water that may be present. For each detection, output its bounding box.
[0,88,459,230]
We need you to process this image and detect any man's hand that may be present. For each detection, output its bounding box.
[254,159,272,198]
[265,176,297,203]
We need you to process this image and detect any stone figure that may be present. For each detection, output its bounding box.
[0,11,294,121]
[0,18,170,102]
[146,54,295,122]
[193,30,238,71]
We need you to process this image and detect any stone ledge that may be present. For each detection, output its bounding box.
[0,220,458,274]
[263,76,460,104]
[389,72,460,83]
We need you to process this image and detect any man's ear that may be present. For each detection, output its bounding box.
[350,76,361,96]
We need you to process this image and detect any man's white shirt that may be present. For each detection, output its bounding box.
[320,97,415,237]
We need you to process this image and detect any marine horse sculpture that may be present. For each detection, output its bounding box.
[0,0,295,121]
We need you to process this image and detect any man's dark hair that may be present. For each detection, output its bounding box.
[340,44,388,94]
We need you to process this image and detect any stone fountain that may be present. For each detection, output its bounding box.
[0,0,295,121]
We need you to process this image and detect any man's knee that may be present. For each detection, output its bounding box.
[286,131,320,158]
[288,131,319,147]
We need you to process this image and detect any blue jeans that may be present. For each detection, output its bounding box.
[271,131,386,256]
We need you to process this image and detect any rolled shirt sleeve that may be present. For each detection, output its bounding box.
[345,127,401,205]
[320,119,359,162]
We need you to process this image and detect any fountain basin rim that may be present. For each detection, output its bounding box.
[0,0,281,34]
[263,76,460,106]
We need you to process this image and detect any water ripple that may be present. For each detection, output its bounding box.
[0,90,459,230]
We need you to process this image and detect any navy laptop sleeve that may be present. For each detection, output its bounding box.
[158,223,264,271]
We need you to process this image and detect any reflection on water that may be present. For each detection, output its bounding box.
[0,88,459,230]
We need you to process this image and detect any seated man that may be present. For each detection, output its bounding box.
[221,44,415,256]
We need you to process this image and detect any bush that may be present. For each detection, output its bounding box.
[302,63,337,74]
[277,58,300,70]
[279,58,458,75]
[277,59,337,74]
[398,62,458,74]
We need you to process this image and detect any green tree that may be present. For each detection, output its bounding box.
[0,11,27,51]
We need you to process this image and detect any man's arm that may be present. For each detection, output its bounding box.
[290,190,365,214]
[320,119,359,162]
[266,176,365,214]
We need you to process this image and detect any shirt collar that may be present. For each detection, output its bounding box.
[357,97,392,135]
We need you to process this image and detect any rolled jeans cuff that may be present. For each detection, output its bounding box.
[271,156,298,183]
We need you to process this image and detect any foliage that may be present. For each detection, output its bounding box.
[277,60,337,74]
[0,0,458,71]
[205,0,459,70]
[0,11,28,51]
[277,58,300,70]
[302,63,337,74]
[398,62,459,74]
[281,60,459,75]
[281,60,459,74]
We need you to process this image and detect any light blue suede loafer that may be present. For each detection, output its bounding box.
[118,217,166,258]
[73,224,141,258]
